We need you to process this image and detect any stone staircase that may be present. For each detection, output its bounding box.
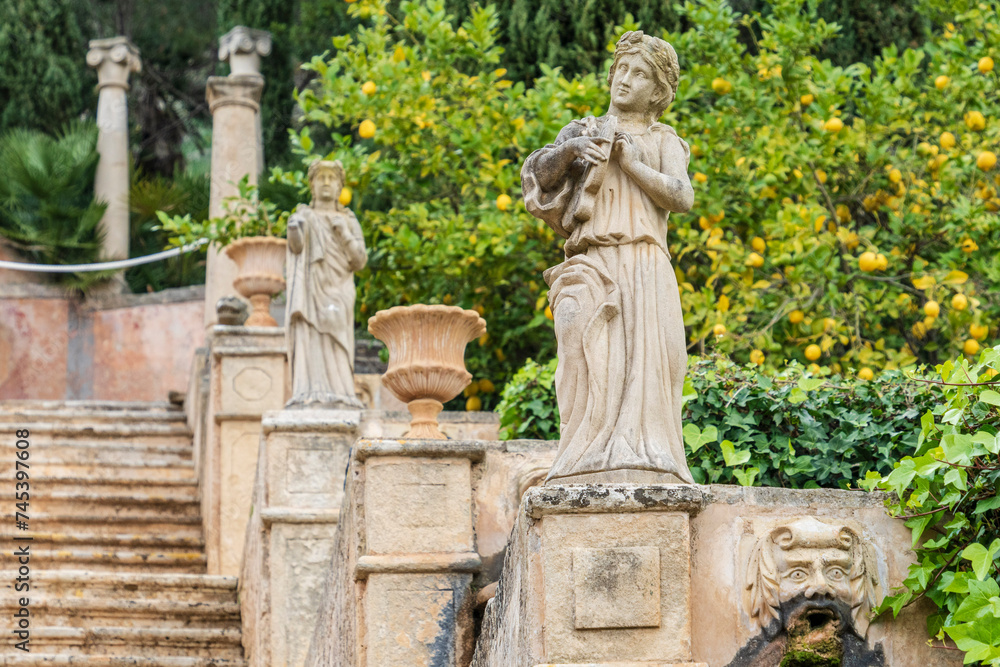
[0,401,244,666]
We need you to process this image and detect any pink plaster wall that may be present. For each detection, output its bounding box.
[0,287,204,402]
[91,300,203,401]
[0,298,69,400]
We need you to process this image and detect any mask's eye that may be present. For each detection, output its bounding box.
[825,567,846,581]
[787,569,808,582]
[635,70,646,78]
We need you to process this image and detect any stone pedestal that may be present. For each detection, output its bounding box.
[203,325,287,575]
[240,409,359,667]
[474,485,707,667]
[203,46,267,328]
[86,37,140,264]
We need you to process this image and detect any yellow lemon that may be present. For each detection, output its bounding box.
[815,169,828,184]
[977,151,997,171]
[421,70,432,82]
[710,211,726,223]
[965,110,986,131]
[358,119,376,139]
[392,46,406,63]
[698,216,711,230]
[805,344,821,361]
[474,304,485,315]
[962,238,980,253]
[361,80,376,95]
[711,78,732,95]
[694,172,708,184]
[939,131,956,149]
[465,396,482,411]
[463,381,480,397]
[800,93,814,106]
[824,317,836,332]
[789,310,805,324]
[876,253,888,271]
[496,193,512,211]
[935,75,950,90]
[980,56,995,74]
[964,339,981,356]
[544,306,553,320]
[339,186,352,206]
[858,367,874,381]
[936,154,949,168]
[718,294,730,312]
[824,117,844,133]
[858,251,879,272]
[924,300,940,318]
[952,293,968,310]
[888,168,902,183]
[713,323,726,336]
[808,363,821,373]
[835,204,851,222]
[970,323,989,340]
[751,237,766,253]
[479,379,495,394]
[747,252,764,268]
[750,349,765,366]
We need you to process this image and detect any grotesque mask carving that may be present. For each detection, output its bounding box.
[730,517,884,667]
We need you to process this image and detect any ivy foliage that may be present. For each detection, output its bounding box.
[496,355,942,489]
[861,347,1000,662]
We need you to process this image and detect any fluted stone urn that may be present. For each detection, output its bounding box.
[224,237,287,327]
[367,304,486,439]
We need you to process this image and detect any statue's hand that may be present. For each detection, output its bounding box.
[563,135,611,166]
[612,133,642,172]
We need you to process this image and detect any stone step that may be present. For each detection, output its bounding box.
[1,656,246,666]
[0,492,200,520]
[0,530,204,552]
[0,440,194,470]
[16,627,243,659]
[0,400,181,414]
[25,513,202,540]
[0,407,186,426]
[15,460,196,482]
[0,597,240,629]
[0,571,235,603]
[10,476,199,500]
[21,549,207,573]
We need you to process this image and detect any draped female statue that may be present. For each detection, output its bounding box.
[521,31,695,483]
[285,160,367,408]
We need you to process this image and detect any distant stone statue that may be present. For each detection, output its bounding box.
[285,160,367,408]
[521,31,695,483]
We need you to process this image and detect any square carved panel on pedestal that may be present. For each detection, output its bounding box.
[573,546,661,629]
[364,457,473,554]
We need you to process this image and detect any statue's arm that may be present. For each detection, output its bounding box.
[531,122,609,191]
[342,211,368,272]
[287,207,307,254]
[616,130,693,213]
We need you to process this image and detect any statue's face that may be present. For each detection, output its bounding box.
[774,546,853,606]
[611,53,659,113]
[312,169,341,204]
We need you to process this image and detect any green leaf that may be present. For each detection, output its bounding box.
[683,424,718,453]
[976,496,1000,514]
[962,540,1000,581]
[980,390,1000,406]
[721,439,751,466]
[797,377,825,392]
[734,467,759,486]
[954,578,1000,623]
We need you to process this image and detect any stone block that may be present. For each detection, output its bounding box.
[220,354,286,414]
[365,572,473,666]
[573,546,661,629]
[365,456,473,554]
[541,512,692,664]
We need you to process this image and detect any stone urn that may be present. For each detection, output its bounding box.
[367,304,487,439]
[224,237,287,327]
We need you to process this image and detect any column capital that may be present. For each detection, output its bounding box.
[206,75,264,114]
[86,37,141,91]
[219,26,272,76]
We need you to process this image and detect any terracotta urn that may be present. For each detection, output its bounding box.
[367,304,487,439]
[224,237,287,327]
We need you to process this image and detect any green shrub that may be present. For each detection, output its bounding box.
[861,347,1000,664]
[496,355,942,489]
[0,121,107,288]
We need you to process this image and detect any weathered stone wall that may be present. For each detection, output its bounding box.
[0,285,204,401]
[474,484,964,667]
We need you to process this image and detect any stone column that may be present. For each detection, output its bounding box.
[86,37,141,262]
[202,325,287,575]
[203,26,269,328]
[240,409,360,667]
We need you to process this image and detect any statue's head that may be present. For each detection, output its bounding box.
[607,31,679,119]
[307,159,345,206]
[744,517,881,640]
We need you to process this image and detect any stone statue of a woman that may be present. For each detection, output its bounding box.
[521,31,695,483]
[285,159,367,408]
